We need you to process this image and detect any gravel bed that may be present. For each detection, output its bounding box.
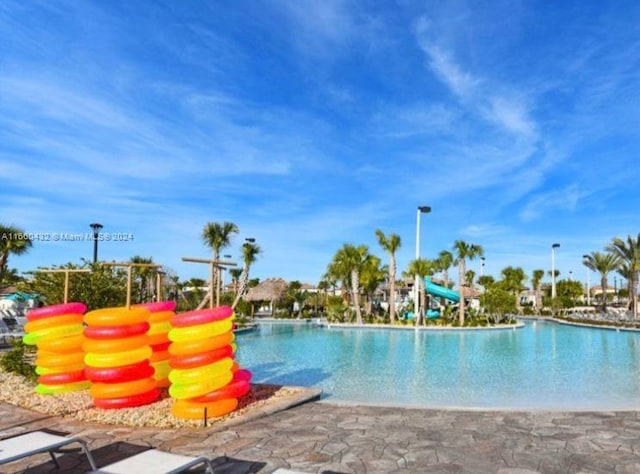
[0,369,301,429]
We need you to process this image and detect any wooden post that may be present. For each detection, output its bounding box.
[37,268,92,303]
[156,271,165,302]
[101,262,163,309]
[181,257,237,308]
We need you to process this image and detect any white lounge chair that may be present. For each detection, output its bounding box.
[92,449,214,473]
[0,431,97,470]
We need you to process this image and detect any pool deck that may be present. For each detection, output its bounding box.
[2,400,640,473]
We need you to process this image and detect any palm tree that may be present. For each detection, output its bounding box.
[607,234,640,319]
[531,269,545,311]
[360,256,385,317]
[0,224,33,283]
[407,258,435,326]
[436,250,454,287]
[583,251,621,312]
[229,268,242,294]
[232,241,262,309]
[500,266,527,313]
[465,269,476,288]
[375,230,401,324]
[201,221,239,306]
[328,244,372,325]
[453,240,484,325]
[129,255,155,303]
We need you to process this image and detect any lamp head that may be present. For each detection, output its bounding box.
[418,206,431,213]
[90,223,103,233]
[552,243,560,249]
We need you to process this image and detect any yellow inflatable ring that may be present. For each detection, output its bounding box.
[36,363,85,375]
[148,321,172,336]
[168,372,233,400]
[24,313,84,333]
[37,334,84,353]
[171,397,238,419]
[23,324,84,346]
[36,351,85,369]
[168,358,233,385]
[168,320,233,343]
[148,311,174,324]
[82,335,148,354]
[84,307,149,327]
[151,360,171,379]
[168,332,233,356]
[85,346,152,368]
[90,377,156,399]
[36,381,91,395]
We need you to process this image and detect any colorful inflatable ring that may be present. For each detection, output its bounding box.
[85,346,152,368]
[168,372,233,400]
[231,361,241,373]
[84,360,153,383]
[151,360,171,378]
[133,301,176,313]
[83,322,150,340]
[168,320,233,343]
[36,363,85,376]
[82,334,149,354]
[170,306,233,328]
[37,370,86,385]
[26,303,87,322]
[147,333,170,346]
[84,307,149,327]
[168,357,233,385]
[171,397,238,419]
[193,379,251,403]
[35,381,91,395]
[168,346,233,370]
[37,334,84,353]
[149,349,170,363]
[148,321,172,336]
[93,388,160,409]
[147,311,174,324]
[90,377,156,399]
[24,313,84,333]
[23,324,84,346]
[36,351,86,368]
[233,369,252,382]
[150,341,171,352]
[168,332,233,356]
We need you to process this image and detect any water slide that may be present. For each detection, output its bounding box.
[424,277,460,303]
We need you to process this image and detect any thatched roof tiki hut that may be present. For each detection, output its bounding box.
[244,278,288,317]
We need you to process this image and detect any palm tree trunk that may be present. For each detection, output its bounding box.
[232,267,249,309]
[351,269,363,324]
[601,276,608,312]
[389,258,396,324]
[458,260,466,325]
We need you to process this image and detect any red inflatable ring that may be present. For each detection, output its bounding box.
[134,301,177,313]
[84,360,154,383]
[26,303,87,322]
[168,345,233,370]
[38,370,86,385]
[170,306,233,328]
[193,379,251,403]
[93,388,160,409]
[84,322,150,340]
[233,369,253,382]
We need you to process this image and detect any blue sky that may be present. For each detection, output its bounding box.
[1,1,639,288]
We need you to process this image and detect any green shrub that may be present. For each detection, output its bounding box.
[0,340,37,381]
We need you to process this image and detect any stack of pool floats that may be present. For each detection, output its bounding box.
[24,302,252,419]
[24,303,90,394]
[168,306,252,419]
[83,306,160,409]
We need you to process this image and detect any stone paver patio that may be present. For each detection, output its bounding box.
[2,400,640,473]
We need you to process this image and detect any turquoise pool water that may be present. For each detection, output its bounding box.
[235,320,640,410]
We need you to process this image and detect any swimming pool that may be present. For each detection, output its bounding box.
[235,320,640,410]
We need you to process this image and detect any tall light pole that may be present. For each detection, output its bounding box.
[414,206,431,318]
[89,223,103,263]
[582,254,590,306]
[551,243,560,299]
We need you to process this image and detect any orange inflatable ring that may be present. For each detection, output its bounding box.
[168,332,233,356]
[147,333,170,346]
[24,313,84,333]
[85,307,149,327]
[148,311,174,324]
[171,397,238,419]
[26,303,87,321]
[149,349,170,363]
[170,306,233,328]
[168,345,233,370]
[169,372,233,399]
[36,381,91,395]
[36,363,85,376]
[168,357,233,385]
[82,334,148,354]
[84,360,153,383]
[168,320,233,343]
[90,377,156,399]
[93,388,160,409]
[38,370,86,385]
[85,346,152,368]
[193,379,250,403]
[38,334,84,353]
[84,322,150,340]
[23,324,84,345]
[133,301,176,313]
[36,351,85,368]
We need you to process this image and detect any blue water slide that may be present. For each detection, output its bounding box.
[424,277,460,303]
